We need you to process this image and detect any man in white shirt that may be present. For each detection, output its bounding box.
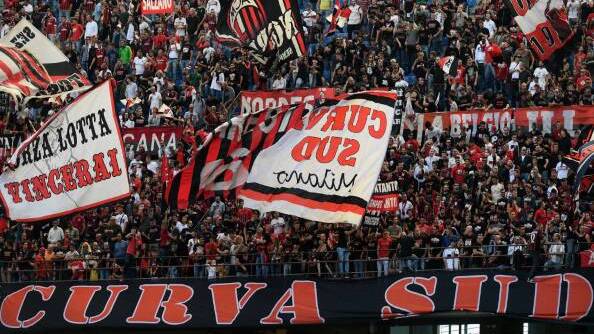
[302,4,318,28]
[270,212,286,236]
[149,87,162,110]
[533,61,549,91]
[482,13,497,37]
[47,221,65,245]
[443,241,460,270]
[347,1,363,37]
[271,74,287,90]
[125,76,138,99]
[397,194,414,221]
[474,41,487,66]
[133,51,148,76]
[544,233,565,270]
[84,15,98,39]
[509,58,522,81]
[206,0,221,16]
[174,15,187,37]
[114,204,129,233]
[567,0,581,24]
[555,160,569,180]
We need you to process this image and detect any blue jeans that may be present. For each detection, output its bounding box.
[255,253,269,278]
[353,259,365,278]
[167,59,179,82]
[193,263,204,278]
[336,247,350,274]
[377,258,389,277]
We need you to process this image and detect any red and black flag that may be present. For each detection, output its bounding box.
[503,0,574,60]
[326,0,351,34]
[214,0,307,65]
[564,140,594,192]
[165,91,398,226]
[438,56,458,76]
[165,103,309,209]
[0,19,90,101]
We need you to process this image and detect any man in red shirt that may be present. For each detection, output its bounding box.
[236,199,254,226]
[69,17,84,53]
[125,228,143,278]
[43,10,57,42]
[153,27,168,50]
[205,236,220,261]
[58,16,71,48]
[377,231,392,277]
[59,0,71,19]
[155,49,168,72]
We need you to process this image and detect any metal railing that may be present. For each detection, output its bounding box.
[0,243,584,283]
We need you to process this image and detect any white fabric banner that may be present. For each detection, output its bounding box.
[0,81,130,222]
[239,91,395,225]
[0,19,90,100]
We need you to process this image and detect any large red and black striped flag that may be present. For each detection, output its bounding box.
[214,0,306,65]
[503,0,574,60]
[165,91,397,225]
[0,19,90,101]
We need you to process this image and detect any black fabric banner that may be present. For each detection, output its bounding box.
[2,270,594,330]
[214,0,307,64]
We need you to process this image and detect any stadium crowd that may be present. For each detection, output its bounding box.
[0,0,593,282]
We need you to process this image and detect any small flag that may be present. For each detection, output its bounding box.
[161,150,172,184]
[326,0,351,34]
[438,56,458,76]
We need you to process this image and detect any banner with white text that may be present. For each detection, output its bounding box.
[363,180,399,226]
[0,81,130,222]
[122,126,183,156]
[141,0,174,15]
[411,106,594,142]
[240,88,335,114]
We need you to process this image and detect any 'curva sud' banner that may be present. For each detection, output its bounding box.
[240,88,336,115]
[1,270,594,330]
[411,106,594,142]
[167,91,395,225]
[0,81,130,222]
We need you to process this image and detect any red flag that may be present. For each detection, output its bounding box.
[581,250,594,268]
[161,152,171,184]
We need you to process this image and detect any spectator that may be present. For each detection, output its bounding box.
[47,221,65,245]
[545,233,565,271]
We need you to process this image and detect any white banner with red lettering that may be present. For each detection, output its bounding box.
[239,91,395,225]
[0,81,130,222]
[240,88,335,114]
[141,0,174,14]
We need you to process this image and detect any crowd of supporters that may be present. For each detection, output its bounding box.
[0,0,594,282]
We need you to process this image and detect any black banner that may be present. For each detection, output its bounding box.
[214,0,307,64]
[2,270,594,330]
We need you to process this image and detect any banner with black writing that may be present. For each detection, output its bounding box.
[0,19,91,100]
[363,180,399,226]
[214,0,307,64]
[0,81,130,222]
